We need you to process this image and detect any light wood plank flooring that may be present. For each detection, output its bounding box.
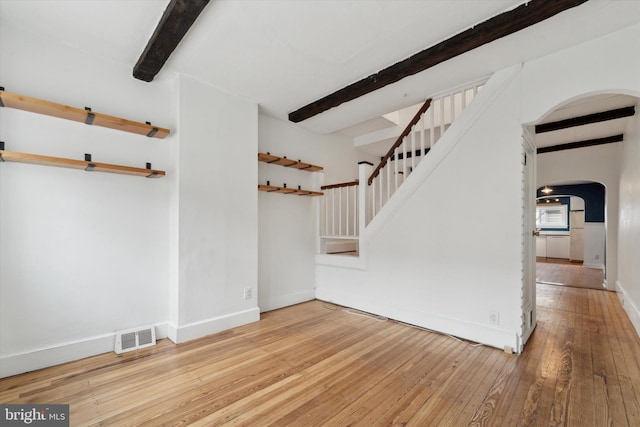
[536,260,605,290]
[1,284,639,426]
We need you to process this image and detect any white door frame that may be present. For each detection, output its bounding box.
[520,126,537,351]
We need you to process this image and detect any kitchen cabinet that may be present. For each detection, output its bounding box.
[536,236,547,257]
[546,235,570,259]
[537,235,571,259]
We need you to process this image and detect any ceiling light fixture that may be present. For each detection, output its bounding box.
[541,185,553,194]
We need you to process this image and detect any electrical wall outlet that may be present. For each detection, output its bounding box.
[243,287,252,300]
[489,310,500,326]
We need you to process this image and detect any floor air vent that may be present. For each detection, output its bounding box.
[115,326,156,354]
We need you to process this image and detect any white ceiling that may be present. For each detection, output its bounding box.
[1,0,639,138]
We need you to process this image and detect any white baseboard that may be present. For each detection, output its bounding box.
[259,290,315,313]
[315,288,518,353]
[167,307,260,344]
[616,281,640,338]
[583,263,605,270]
[0,323,169,379]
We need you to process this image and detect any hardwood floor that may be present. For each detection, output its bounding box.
[1,285,639,426]
[536,260,605,290]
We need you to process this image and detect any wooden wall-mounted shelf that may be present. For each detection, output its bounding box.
[0,89,170,139]
[258,152,323,172]
[0,150,165,178]
[258,184,322,196]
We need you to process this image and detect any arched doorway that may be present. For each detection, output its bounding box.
[535,183,606,289]
[533,93,637,290]
[520,92,636,350]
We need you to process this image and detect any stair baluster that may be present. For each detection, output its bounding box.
[318,79,485,254]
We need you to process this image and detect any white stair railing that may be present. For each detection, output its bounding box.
[368,79,485,219]
[320,180,359,238]
[319,79,485,252]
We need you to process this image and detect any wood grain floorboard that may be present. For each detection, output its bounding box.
[536,261,605,290]
[1,285,639,426]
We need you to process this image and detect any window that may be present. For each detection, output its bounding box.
[536,204,568,229]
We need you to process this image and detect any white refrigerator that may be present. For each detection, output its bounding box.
[570,210,585,262]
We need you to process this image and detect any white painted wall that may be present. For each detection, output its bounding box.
[617,100,640,336]
[258,115,376,312]
[0,22,173,376]
[0,22,261,376]
[168,75,259,342]
[317,66,525,351]
[582,223,606,270]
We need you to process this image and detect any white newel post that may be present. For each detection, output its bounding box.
[314,170,325,254]
[358,162,373,239]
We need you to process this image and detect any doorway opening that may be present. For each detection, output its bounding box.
[535,183,606,290]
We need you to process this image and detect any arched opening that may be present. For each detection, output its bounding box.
[535,182,606,289]
[520,91,638,351]
[533,92,637,290]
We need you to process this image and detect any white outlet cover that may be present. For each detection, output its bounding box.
[489,311,500,326]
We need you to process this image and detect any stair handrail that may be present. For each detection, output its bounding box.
[321,180,359,190]
[367,98,432,185]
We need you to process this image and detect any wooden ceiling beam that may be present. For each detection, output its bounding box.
[535,106,636,133]
[537,134,623,154]
[288,0,588,123]
[133,0,210,82]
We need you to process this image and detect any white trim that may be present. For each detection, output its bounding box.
[0,323,169,378]
[166,308,259,344]
[259,290,315,313]
[315,288,519,353]
[584,263,605,270]
[616,281,640,338]
[519,322,537,353]
[315,252,368,270]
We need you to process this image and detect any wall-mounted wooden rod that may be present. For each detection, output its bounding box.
[0,89,170,139]
[0,150,166,178]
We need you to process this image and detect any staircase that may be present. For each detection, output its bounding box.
[319,78,486,254]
